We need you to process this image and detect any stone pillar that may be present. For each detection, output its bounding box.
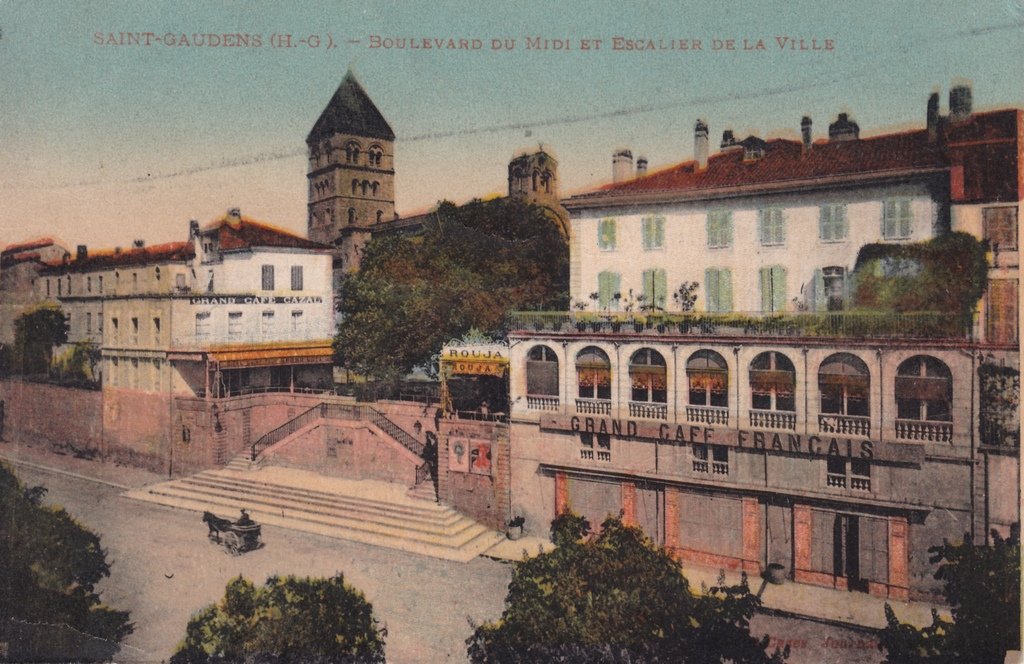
[664,486,680,549]
[888,515,910,600]
[793,503,812,582]
[621,481,637,526]
[554,471,568,515]
[741,496,762,574]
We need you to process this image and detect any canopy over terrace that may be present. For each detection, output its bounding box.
[169,340,334,397]
[439,342,509,420]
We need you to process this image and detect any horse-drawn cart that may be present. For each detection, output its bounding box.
[203,510,263,555]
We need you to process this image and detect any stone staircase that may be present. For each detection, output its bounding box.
[123,467,504,562]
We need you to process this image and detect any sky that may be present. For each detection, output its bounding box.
[2,0,1023,249]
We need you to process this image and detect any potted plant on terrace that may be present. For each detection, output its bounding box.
[507,515,525,540]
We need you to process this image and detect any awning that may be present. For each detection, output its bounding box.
[207,343,334,369]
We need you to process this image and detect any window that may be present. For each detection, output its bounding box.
[86,312,92,334]
[66,275,71,295]
[111,317,119,342]
[132,272,138,290]
[629,349,667,404]
[826,457,846,488]
[641,268,667,310]
[758,208,786,246]
[291,266,303,291]
[576,347,611,401]
[597,271,621,310]
[827,458,871,491]
[641,215,665,250]
[687,350,728,408]
[98,275,103,293]
[526,345,559,400]
[896,356,952,422]
[749,352,796,412]
[195,312,211,340]
[704,268,733,313]
[155,267,161,281]
[87,276,92,293]
[228,312,243,338]
[261,265,274,291]
[261,310,275,336]
[692,444,729,475]
[597,218,617,250]
[758,265,787,313]
[348,208,356,224]
[706,210,732,248]
[46,279,50,297]
[290,310,304,333]
[58,278,62,296]
[812,266,847,312]
[984,207,1019,251]
[175,273,186,291]
[153,317,161,343]
[986,279,1019,344]
[882,199,913,239]
[692,444,709,473]
[819,353,870,417]
[131,317,139,344]
[819,204,848,241]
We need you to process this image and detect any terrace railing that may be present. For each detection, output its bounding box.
[895,419,953,443]
[508,310,970,340]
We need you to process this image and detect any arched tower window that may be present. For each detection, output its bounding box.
[542,170,552,194]
[361,180,369,196]
[532,170,539,192]
[896,356,952,423]
[629,348,666,404]
[371,182,379,197]
[376,210,383,224]
[687,350,728,408]
[351,179,359,195]
[749,351,796,412]
[344,141,361,164]
[576,347,611,402]
[348,208,356,225]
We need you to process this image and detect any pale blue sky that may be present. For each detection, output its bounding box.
[2,0,1022,247]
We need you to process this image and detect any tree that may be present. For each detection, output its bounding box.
[0,462,132,660]
[334,197,568,380]
[171,574,386,664]
[11,305,68,375]
[467,512,787,663]
[878,530,1020,664]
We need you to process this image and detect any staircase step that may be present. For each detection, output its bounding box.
[124,490,504,562]
[189,472,454,520]
[169,478,466,534]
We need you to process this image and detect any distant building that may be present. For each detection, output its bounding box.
[497,85,1020,602]
[0,238,68,343]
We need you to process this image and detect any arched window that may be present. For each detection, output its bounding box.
[347,208,356,224]
[344,141,361,164]
[154,267,161,281]
[687,350,728,408]
[542,170,552,194]
[750,352,795,412]
[351,179,359,195]
[371,181,379,197]
[532,170,539,191]
[818,353,870,419]
[361,180,369,196]
[896,356,952,422]
[629,348,666,404]
[368,146,383,166]
[376,210,383,224]
[527,345,559,408]
[576,347,611,402]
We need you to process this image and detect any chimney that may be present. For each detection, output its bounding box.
[114,246,122,255]
[949,84,972,123]
[828,113,860,142]
[636,156,648,178]
[76,245,88,261]
[189,219,200,238]
[132,239,145,249]
[694,119,709,170]
[720,130,739,150]
[801,116,813,151]
[227,207,242,223]
[612,148,633,183]
[927,91,940,142]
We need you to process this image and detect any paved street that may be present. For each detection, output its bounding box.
[12,461,882,663]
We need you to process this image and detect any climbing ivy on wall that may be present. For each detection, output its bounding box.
[979,363,1020,448]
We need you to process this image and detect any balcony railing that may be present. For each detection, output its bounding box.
[818,413,871,437]
[895,419,953,442]
[508,310,969,340]
[686,405,729,425]
[712,461,729,475]
[526,395,560,411]
[576,397,611,415]
[629,401,668,420]
[693,460,709,473]
[850,476,871,491]
[749,409,797,430]
[826,473,847,488]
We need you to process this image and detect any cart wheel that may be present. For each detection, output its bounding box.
[224,531,242,555]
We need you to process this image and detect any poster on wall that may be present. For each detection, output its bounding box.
[1,2,1021,662]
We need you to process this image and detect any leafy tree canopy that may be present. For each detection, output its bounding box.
[171,574,386,664]
[0,462,132,657]
[467,512,786,664]
[879,530,1020,664]
[10,305,69,375]
[334,197,568,380]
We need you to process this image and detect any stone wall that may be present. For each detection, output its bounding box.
[0,379,103,450]
[438,418,510,531]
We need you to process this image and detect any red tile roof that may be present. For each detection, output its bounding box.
[565,109,1021,207]
[203,214,330,252]
[1,237,58,256]
[44,242,195,273]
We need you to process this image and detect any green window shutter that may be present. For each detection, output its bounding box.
[812,268,825,312]
[656,217,665,249]
[720,269,733,312]
[706,215,715,248]
[836,205,848,239]
[819,206,830,240]
[599,218,617,249]
[705,269,718,312]
[724,213,733,247]
[655,269,667,309]
[642,218,651,250]
[900,200,912,237]
[772,266,787,312]
[598,272,612,308]
[759,267,772,312]
[641,269,653,305]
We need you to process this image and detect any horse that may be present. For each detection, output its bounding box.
[202,511,234,542]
